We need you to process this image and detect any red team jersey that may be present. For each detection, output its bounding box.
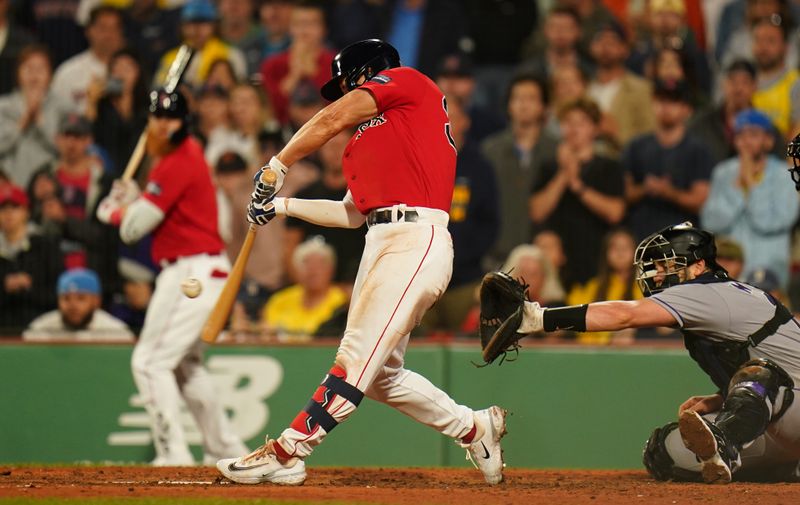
[343,67,457,214]
[142,137,224,264]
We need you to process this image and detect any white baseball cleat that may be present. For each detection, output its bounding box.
[216,439,306,485]
[678,410,738,484]
[460,405,508,485]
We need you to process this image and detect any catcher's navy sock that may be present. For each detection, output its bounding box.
[461,424,477,444]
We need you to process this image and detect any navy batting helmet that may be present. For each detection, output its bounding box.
[634,222,722,296]
[320,39,400,102]
[149,87,190,144]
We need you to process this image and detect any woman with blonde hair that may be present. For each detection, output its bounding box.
[501,244,565,307]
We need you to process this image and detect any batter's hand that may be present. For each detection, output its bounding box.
[252,156,287,201]
[247,198,277,226]
[110,179,140,206]
[678,393,724,416]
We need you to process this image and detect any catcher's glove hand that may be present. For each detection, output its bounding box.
[479,271,529,365]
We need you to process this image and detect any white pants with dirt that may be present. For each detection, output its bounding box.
[131,252,248,465]
[276,207,476,458]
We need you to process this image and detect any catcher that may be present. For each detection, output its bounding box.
[479,222,800,483]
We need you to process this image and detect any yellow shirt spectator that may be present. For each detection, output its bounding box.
[262,285,348,340]
[567,274,642,344]
[752,68,799,137]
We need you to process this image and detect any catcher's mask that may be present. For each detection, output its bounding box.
[787,133,800,191]
[634,222,718,296]
[320,39,400,102]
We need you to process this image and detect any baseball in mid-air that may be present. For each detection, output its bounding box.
[181,277,202,298]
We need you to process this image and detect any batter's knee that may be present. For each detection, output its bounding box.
[642,422,701,482]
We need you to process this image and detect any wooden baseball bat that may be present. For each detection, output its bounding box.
[121,45,194,182]
[200,170,277,343]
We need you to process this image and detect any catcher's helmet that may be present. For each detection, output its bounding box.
[148,87,190,144]
[634,222,721,296]
[320,39,400,101]
[787,133,800,191]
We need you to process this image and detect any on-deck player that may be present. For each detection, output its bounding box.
[97,88,248,465]
[216,39,508,485]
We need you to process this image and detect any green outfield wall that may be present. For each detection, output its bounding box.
[0,343,709,468]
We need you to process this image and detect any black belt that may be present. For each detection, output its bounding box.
[366,208,419,226]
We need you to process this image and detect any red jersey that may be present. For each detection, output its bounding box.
[142,137,223,264]
[343,67,457,214]
[260,48,336,125]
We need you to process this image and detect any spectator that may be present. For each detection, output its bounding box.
[719,0,798,71]
[257,0,293,61]
[261,237,349,341]
[545,63,589,138]
[23,268,133,341]
[228,83,274,164]
[501,244,566,307]
[435,53,505,144]
[219,0,264,79]
[454,0,538,113]
[566,228,641,344]
[34,113,114,271]
[588,20,656,147]
[647,47,706,107]
[155,0,247,91]
[422,96,499,334]
[260,0,335,125]
[688,59,766,166]
[122,0,182,79]
[86,48,150,175]
[701,109,799,286]
[629,0,711,95]
[286,78,326,135]
[0,0,35,95]
[325,0,384,50]
[0,44,69,188]
[285,130,365,285]
[751,14,800,138]
[555,0,617,53]
[622,79,713,241]
[0,185,63,335]
[109,259,155,335]
[214,149,251,245]
[530,98,625,289]
[533,228,571,291]
[715,235,745,280]
[50,6,125,114]
[15,0,85,67]
[520,6,591,83]
[744,266,789,308]
[482,74,558,268]
[194,83,233,149]
[380,0,468,79]
[206,58,240,92]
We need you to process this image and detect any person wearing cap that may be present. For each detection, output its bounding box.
[259,0,335,125]
[32,113,116,290]
[688,59,782,165]
[715,235,745,280]
[23,268,133,341]
[217,0,264,78]
[520,6,593,82]
[0,184,63,334]
[622,79,713,242]
[0,44,70,189]
[50,6,125,114]
[434,53,504,144]
[155,0,247,90]
[95,84,249,466]
[588,19,656,146]
[286,78,325,134]
[701,108,799,287]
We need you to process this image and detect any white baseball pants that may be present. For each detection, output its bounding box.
[276,207,476,458]
[131,252,248,465]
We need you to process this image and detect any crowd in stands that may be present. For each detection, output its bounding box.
[2,0,800,344]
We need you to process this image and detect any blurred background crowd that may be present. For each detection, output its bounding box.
[2,0,800,345]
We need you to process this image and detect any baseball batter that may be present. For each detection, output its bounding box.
[97,88,248,465]
[216,39,507,486]
[488,221,800,483]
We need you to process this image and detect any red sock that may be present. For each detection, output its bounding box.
[461,424,477,444]
[272,440,293,461]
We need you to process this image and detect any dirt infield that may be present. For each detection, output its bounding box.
[1,466,798,504]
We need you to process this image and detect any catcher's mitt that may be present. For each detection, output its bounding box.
[479,271,529,365]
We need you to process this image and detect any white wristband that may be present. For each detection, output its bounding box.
[272,197,287,216]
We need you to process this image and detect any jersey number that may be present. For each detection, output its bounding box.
[442,97,457,153]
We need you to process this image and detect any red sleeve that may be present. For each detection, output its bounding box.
[359,67,417,113]
[142,157,190,213]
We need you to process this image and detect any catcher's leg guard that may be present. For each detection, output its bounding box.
[715,359,795,447]
[643,422,702,481]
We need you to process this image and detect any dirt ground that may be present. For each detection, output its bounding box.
[1,466,798,505]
